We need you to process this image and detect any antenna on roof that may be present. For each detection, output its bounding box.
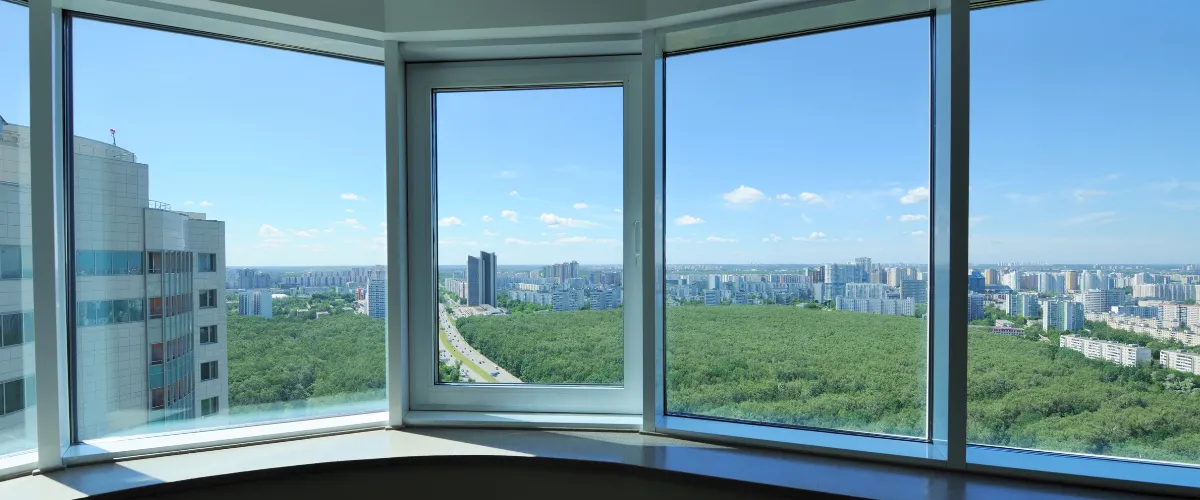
[110,128,117,146]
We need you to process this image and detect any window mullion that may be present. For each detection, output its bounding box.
[385,40,408,428]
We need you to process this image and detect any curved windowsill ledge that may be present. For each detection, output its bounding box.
[0,427,1161,499]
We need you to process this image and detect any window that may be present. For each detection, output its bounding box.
[201,397,219,417]
[663,19,930,436]
[148,251,162,274]
[0,378,26,416]
[200,361,218,381]
[0,313,24,347]
[968,0,1200,467]
[69,17,385,441]
[0,245,22,279]
[198,253,216,272]
[199,289,217,309]
[200,325,217,344]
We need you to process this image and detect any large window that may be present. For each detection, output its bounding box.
[0,0,37,458]
[70,18,385,441]
[968,0,1200,466]
[663,19,931,436]
[433,87,625,385]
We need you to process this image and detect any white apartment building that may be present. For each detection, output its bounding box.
[834,297,915,316]
[1003,292,1040,318]
[367,279,386,319]
[1058,335,1151,367]
[1160,349,1200,376]
[0,120,229,441]
[1043,299,1085,332]
[238,290,273,319]
[703,289,721,306]
[1083,288,1125,313]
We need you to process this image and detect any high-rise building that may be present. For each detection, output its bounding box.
[0,120,229,439]
[968,271,985,294]
[982,268,999,285]
[367,279,386,318]
[1037,272,1064,295]
[824,263,858,284]
[1064,270,1080,292]
[466,251,497,307]
[968,293,985,321]
[1004,292,1040,318]
[1083,288,1125,313]
[1043,299,1085,332]
[844,283,889,299]
[853,257,872,282]
[239,290,273,319]
[900,279,927,305]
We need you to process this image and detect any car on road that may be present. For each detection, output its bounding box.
[490,371,500,377]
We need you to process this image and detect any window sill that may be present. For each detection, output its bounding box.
[0,451,35,481]
[967,445,1200,497]
[404,410,641,430]
[0,428,1155,499]
[63,411,387,465]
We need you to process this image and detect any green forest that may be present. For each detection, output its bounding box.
[225,304,1200,464]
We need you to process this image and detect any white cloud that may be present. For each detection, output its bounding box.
[775,194,793,200]
[200,201,213,207]
[910,230,926,236]
[614,209,622,213]
[969,216,988,227]
[799,192,825,205]
[498,170,518,178]
[885,216,893,221]
[438,216,464,227]
[481,215,494,222]
[340,193,360,201]
[184,201,194,206]
[1072,189,1108,201]
[573,203,589,209]
[483,229,497,236]
[258,224,284,237]
[800,214,813,224]
[793,232,826,241]
[539,213,597,228]
[762,233,783,242]
[705,236,736,243]
[352,225,366,230]
[509,190,520,197]
[380,221,387,228]
[899,187,929,205]
[899,214,927,222]
[323,228,334,233]
[338,218,360,226]
[501,210,519,222]
[345,209,354,213]
[293,229,316,238]
[675,215,704,225]
[1061,211,1118,227]
[505,237,548,246]
[722,185,766,205]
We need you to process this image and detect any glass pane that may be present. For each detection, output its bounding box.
[71,18,385,440]
[434,87,625,385]
[969,0,1200,464]
[3,380,23,416]
[664,19,930,436]
[77,250,94,275]
[1,314,20,347]
[97,250,112,275]
[0,246,19,279]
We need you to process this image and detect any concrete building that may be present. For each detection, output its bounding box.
[703,289,721,306]
[1043,299,1085,332]
[982,268,999,285]
[843,283,889,299]
[1037,272,1063,295]
[1111,305,1157,318]
[968,272,985,294]
[1160,349,1200,375]
[367,279,386,319]
[1083,288,1125,313]
[968,293,985,322]
[1003,292,1040,318]
[465,251,497,307]
[0,120,228,441]
[834,297,915,316]
[1064,270,1079,292]
[238,290,273,319]
[823,263,858,285]
[1059,335,1151,367]
[900,279,927,305]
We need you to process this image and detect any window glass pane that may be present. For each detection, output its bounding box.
[434,87,625,385]
[97,250,112,275]
[77,250,94,275]
[71,19,384,440]
[0,246,19,279]
[1,314,20,347]
[969,0,1200,464]
[664,19,930,435]
[3,380,23,415]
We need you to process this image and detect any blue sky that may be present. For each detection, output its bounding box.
[2,0,1198,267]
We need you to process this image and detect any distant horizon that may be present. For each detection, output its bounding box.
[226,262,1200,270]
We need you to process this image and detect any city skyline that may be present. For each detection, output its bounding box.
[3,0,1200,269]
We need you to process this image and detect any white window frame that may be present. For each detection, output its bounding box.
[404,56,644,415]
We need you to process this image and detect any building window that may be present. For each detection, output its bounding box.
[200,325,218,344]
[148,251,162,274]
[150,343,163,365]
[198,253,216,272]
[76,251,144,276]
[1,378,26,416]
[201,397,219,416]
[0,312,26,348]
[199,289,217,309]
[149,297,163,319]
[0,245,26,280]
[150,387,164,410]
[77,299,147,327]
[200,361,218,381]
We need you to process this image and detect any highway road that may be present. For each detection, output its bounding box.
[438,304,522,383]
